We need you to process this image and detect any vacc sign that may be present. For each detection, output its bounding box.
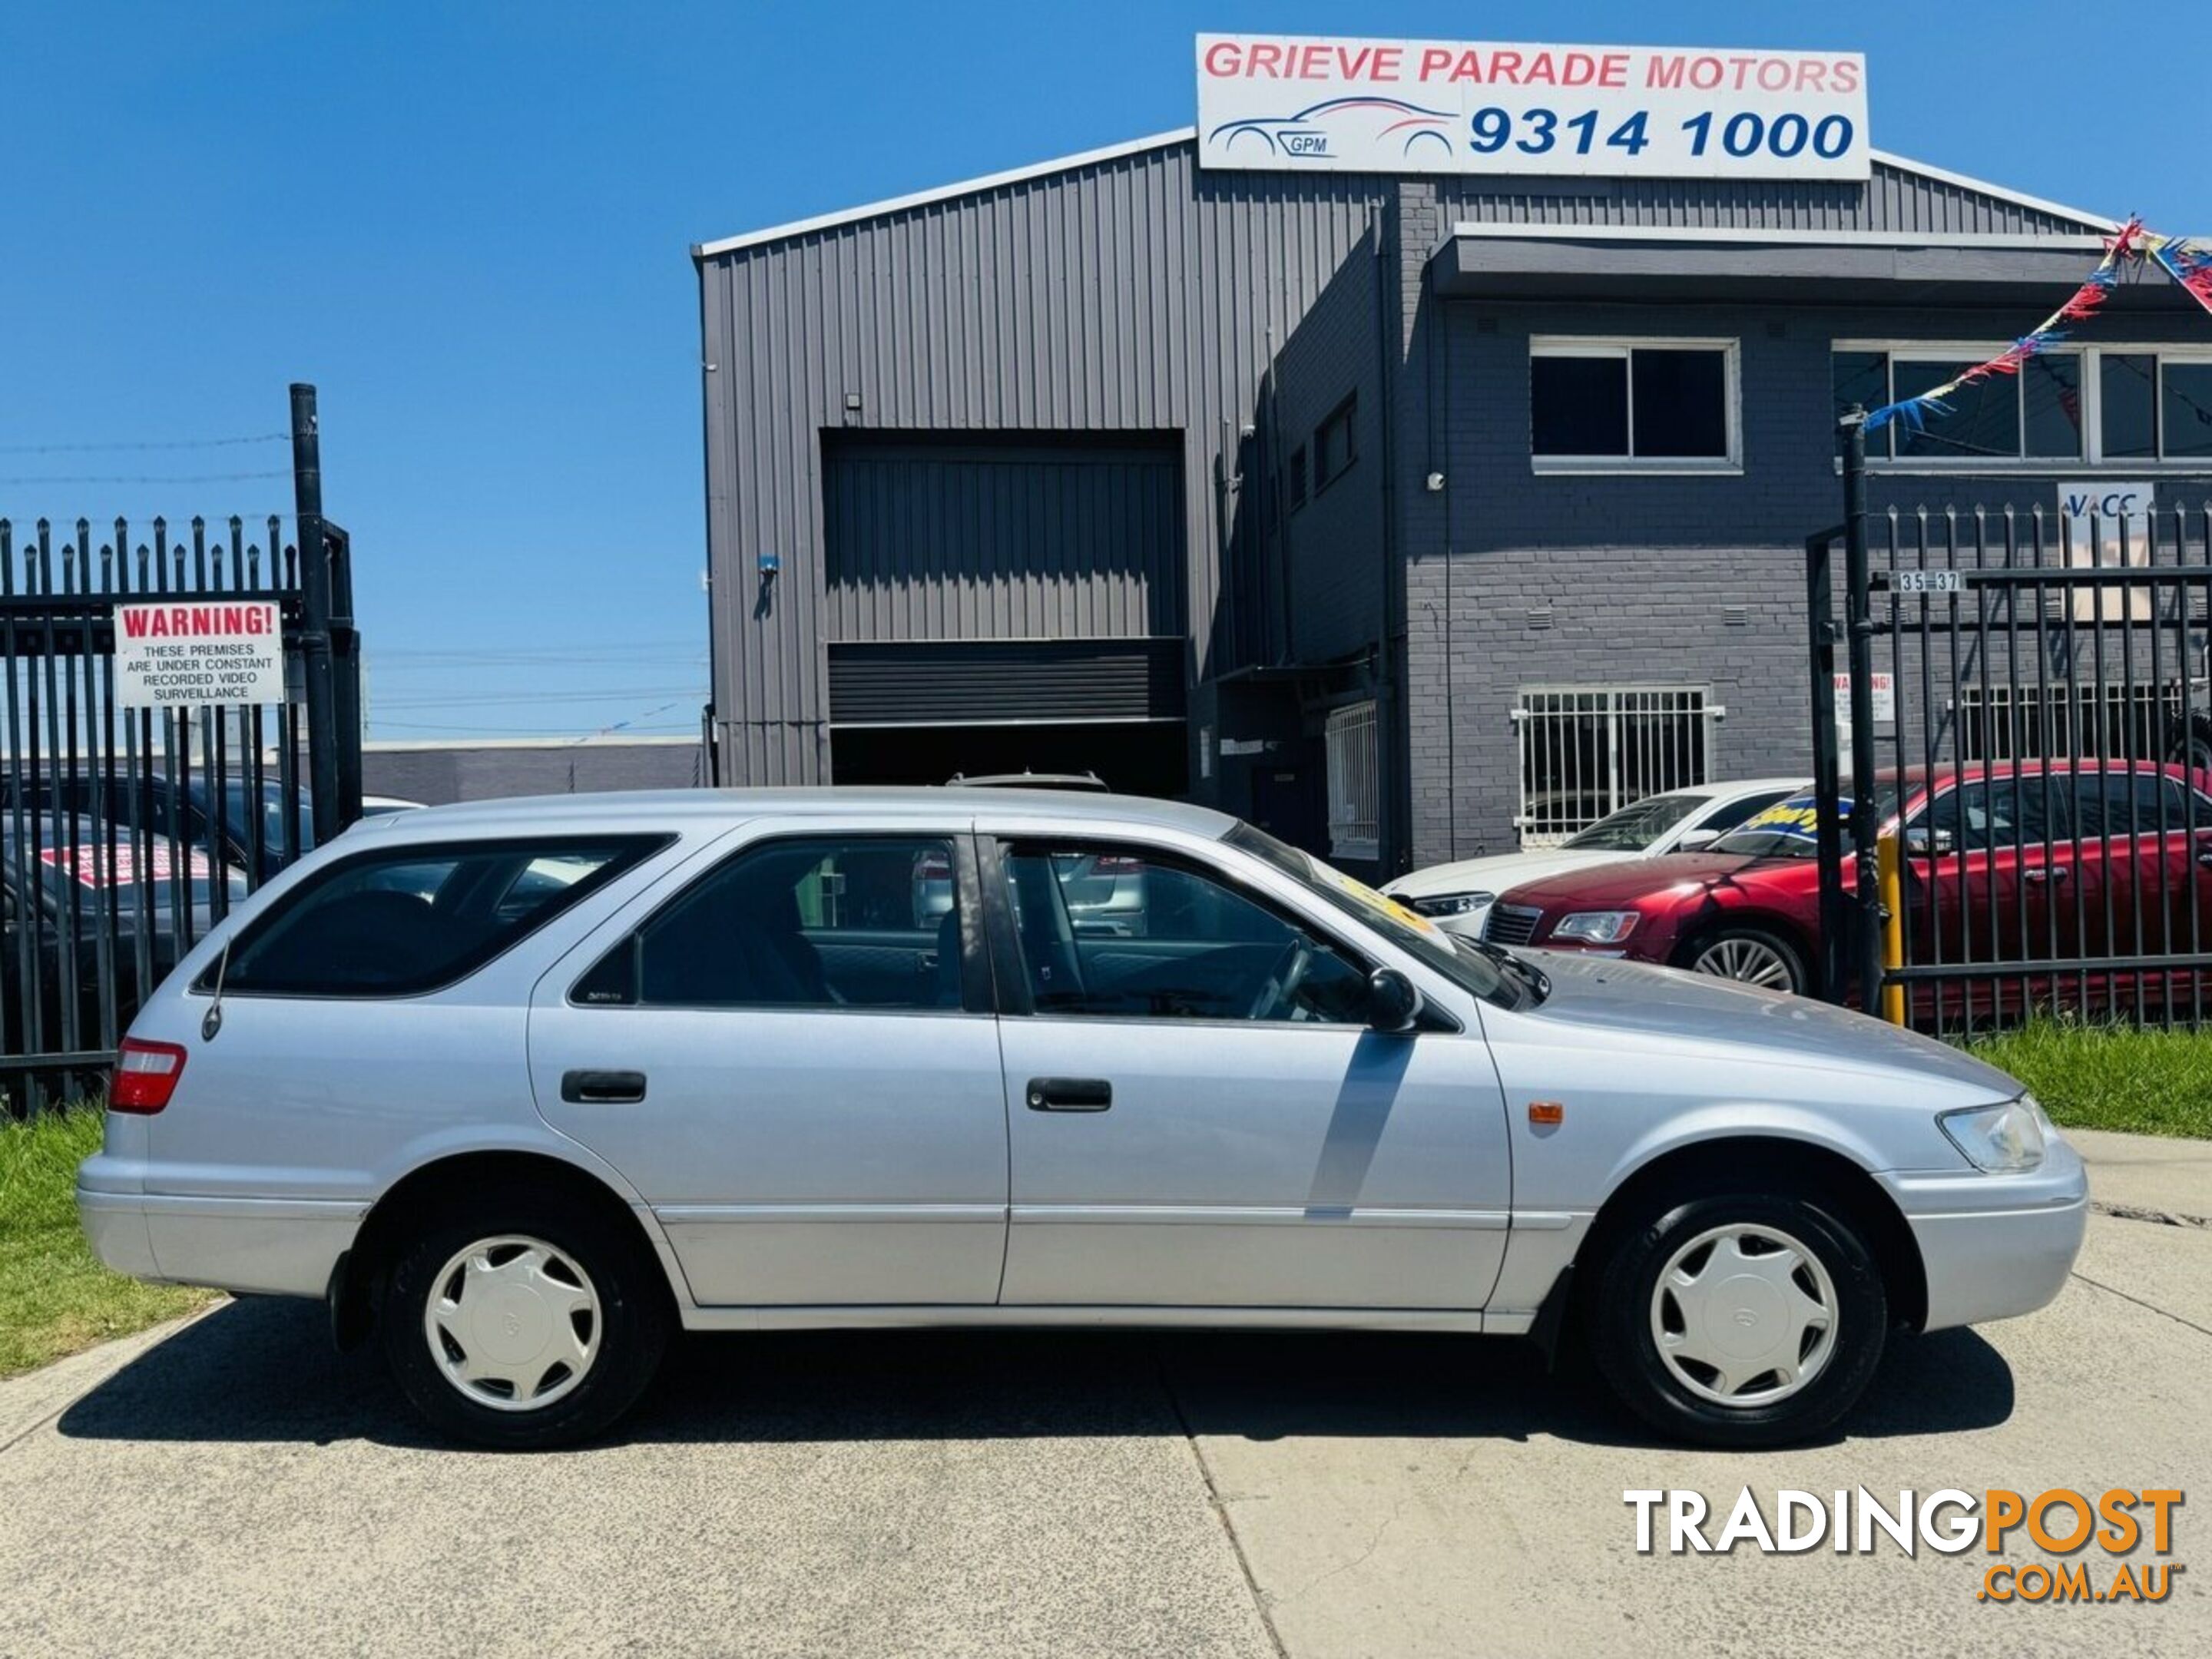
[1197,34,1869,180]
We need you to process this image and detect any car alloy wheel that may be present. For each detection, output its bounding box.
[422,1234,602,1412]
[1648,1222,1837,1407]
[1692,935,1797,990]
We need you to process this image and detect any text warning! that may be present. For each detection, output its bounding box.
[113,601,285,709]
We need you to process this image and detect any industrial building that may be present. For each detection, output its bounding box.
[693,82,2211,877]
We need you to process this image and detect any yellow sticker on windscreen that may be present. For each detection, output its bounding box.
[1324,866,1445,939]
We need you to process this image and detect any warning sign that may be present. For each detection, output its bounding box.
[113,601,284,709]
[38,843,215,889]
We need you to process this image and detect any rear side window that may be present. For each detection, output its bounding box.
[209,836,664,997]
[572,834,965,1011]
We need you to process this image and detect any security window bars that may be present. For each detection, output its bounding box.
[1514,687,1717,847]
[1955,680,2184,766]
[1323,700,1379,863]
[1530,339,1738,469]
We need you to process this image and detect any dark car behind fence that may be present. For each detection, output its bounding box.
[0,386,360,1113]
[1813,433,2212,1034]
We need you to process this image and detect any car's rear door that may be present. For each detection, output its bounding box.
[528,817,1010,1308]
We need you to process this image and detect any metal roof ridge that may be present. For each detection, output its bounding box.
[693,128,1200,259]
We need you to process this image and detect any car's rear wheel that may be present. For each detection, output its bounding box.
[1684,926,1806,994]
[379,1185,669,1449]
[1587,1187,1886,1447]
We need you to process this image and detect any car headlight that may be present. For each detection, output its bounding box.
[1551,910,1641,944]
[1409,891,1493,919]
[1938,1096,2047,1174]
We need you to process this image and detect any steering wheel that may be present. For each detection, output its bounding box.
[1248,937,1313,1022]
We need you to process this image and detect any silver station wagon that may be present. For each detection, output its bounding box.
[79,790,2087,1449]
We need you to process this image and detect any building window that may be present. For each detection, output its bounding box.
[1313,396,1356,491]
[1529,339,1739,471]
[1512,687,1715,847]
[1323,700,1379,863]
[1955,680,2181,765]
[1289,445,1308,509]
[1833,343,2212,465]
[1835,346,2083,462]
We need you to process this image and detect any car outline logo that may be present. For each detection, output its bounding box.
[1207,96,1455,161]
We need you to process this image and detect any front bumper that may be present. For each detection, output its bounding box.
[1878,1132,2089,1332]
[78,1182,363,1299]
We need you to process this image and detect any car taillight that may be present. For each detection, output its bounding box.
[110,1037,187,1114]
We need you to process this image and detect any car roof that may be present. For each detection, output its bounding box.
[353,786,1240,840]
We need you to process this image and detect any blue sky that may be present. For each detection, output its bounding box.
[2,2,2207,740]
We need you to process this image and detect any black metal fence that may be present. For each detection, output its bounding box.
[0,386,359,1112]
[1812,430,2212,1034]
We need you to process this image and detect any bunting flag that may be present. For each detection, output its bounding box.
[1863,217,2147,434]
[2147,232,2212,319]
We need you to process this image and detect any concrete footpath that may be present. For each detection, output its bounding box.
[2,1128,2207,1659]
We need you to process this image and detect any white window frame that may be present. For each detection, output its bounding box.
[1835,339,2212,473]
[1528,336,1743,477]
[1323,700,1379,863]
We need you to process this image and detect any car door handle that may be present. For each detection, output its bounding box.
[561,1069,647,1104]
[2023,866,2071,882]
[1026,1076,1112,1112]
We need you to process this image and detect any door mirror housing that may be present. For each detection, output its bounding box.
[1366,967,1422,1034]
[1905,825,1955,857]
[1675,827,1720,851]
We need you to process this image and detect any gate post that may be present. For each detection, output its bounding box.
[1839,412,1886,1012]
[290,383,343,847]
[1806,529,1846,1002]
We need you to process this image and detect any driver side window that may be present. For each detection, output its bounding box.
[1001,845,1369,1024]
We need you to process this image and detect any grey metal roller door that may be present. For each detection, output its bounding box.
[827,638,1184,728]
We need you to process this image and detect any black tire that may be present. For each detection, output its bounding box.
[1677,925,1807,995]
[1587,1187,1886,1448]
[379,1182,670,1450]
[2168,716,2212,774]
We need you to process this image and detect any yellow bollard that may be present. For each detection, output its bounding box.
[1876,833,1906,1025]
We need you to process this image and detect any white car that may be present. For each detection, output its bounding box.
[1384,779,1807,937]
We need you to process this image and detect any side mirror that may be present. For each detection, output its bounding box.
[1367,966,1422,1034]
[1675,828,1720,851]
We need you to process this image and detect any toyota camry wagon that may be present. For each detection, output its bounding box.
[79,789,2087,1449]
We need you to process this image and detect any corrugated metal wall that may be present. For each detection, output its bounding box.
[698,138,1391,783]
[1428,157,2102,237]
[821,436,1184,643]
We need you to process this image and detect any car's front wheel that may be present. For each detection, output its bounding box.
[379,1185,670,1449]
[1587,1187,1887,1447]
[1681,926,1806,994]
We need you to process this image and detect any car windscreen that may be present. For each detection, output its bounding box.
[1561,793,1706,852]
[1710,787,1902,859]
[1223,823,1519,1008]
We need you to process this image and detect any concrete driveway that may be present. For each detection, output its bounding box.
[3,1171,2207,1657]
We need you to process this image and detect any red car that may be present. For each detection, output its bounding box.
[1483,760,2212,1009]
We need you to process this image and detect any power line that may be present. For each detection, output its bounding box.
[0,469,293,485]
[0,432,289,455]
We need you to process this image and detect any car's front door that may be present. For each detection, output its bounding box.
[982,835,1512,1310]
[529,824,1009,1307]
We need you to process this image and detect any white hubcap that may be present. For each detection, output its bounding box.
[424,1236,601,1412]
[1650,1223,1837,1407]
[1694,937,1795,990]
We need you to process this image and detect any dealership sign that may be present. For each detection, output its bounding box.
[112,601,286,709]
[1197,35,1869,180]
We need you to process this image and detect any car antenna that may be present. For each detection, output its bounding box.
[202,937,231,1041]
